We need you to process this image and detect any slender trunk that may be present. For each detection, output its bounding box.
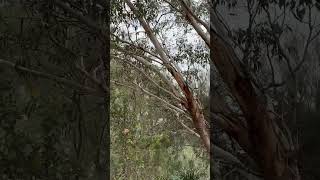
[125,0,210,151]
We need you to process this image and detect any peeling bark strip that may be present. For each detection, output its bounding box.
[124,0,210,152]
[210,17,301,180]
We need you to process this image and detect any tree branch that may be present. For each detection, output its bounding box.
[125,0,210,151]
[114,56,183,102]
[178,0,210,46]
[0,58,105,96]
[53,0,106,39]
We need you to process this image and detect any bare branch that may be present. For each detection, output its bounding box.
[112,80,186,115]
[112,34,162,60]
[113,40,163,65]
[114,56,183,102]
[0,58,105,96]
[75,63,108,92]
[112,53,182,99]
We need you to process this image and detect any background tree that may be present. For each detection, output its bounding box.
[0,0,109,179]
[210,0,320,179]
[111,0,320,179]
[2,0,320,179]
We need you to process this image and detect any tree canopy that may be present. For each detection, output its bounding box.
[1,0,320,180]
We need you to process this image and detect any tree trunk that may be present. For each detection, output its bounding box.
[210,25,301,180]
[125,0,210,152]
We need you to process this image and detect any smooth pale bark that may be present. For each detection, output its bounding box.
[125,0,210,152]
[178,0,210,46]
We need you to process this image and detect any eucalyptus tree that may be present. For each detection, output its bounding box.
[111,0,248,177]
[0,0,109,179]
[209,0,320,179]
[112,0,320,180]
[111,0,211,150]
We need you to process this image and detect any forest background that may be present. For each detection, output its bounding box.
[0,0,320,180]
